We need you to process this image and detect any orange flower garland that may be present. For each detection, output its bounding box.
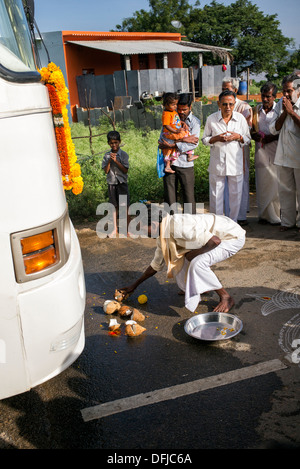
[39,63,83,195]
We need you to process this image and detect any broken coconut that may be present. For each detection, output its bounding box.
[114,289,129,302]
[130,308,145,322]
[108,318,121,332]
[119,306,145,322]
[125,320,146,337]
[119,305,133,318]
[103,300,121,315]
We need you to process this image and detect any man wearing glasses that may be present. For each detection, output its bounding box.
[202,90,251,222]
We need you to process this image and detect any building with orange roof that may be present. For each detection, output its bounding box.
[37,31,232,121]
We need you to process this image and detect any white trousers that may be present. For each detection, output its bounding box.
[210,173,244,222]
[238,146,250,221]
[277,166,300,228]
[175,236,246,312]
[256,164,280,224]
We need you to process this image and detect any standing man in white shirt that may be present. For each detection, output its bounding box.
[202,90,251,222]
[222,78,252,225]
[251,82,280,225]
[269,73,300,231]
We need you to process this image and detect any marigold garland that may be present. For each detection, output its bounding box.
[39,62,83,195]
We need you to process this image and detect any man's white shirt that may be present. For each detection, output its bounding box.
[269,97,300,169]
[202,110,251,176]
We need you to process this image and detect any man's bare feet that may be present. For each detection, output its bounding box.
[213,295,234,313]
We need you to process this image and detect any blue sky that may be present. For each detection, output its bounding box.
[34,0,299,48]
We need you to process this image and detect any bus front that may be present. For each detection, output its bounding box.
[0,0,86,399]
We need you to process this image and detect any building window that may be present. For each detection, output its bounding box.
[138,54,149,70]
[156,54,164,69]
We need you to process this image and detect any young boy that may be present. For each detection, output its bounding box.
[161,92,198,173]
[102,131,130,236]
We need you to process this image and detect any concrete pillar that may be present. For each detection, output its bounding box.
[198,53,203,68]
[163,53,168,69]
[124,55,131,71]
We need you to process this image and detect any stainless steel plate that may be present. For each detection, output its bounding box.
[184,312,243,341]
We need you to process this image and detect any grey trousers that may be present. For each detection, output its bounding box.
[163,166,196,214]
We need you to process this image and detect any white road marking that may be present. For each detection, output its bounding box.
[81,359,287,422]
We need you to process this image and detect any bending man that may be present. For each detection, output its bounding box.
[119,208,246,313]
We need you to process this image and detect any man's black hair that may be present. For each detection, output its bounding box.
[162,92,178,107]
[282,73,300,90]
[260,82,277,97]
[219,90,236,101]
[177,93,193,107]
[107,130,121,142]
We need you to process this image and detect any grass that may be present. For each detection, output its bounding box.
[67,118,255,221]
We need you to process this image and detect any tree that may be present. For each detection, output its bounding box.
[115,0,192,35]
[114,0,294,77]
[189,0,293,76]
[272,48,300,83]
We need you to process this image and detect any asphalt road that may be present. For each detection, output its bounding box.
[0,196,299,451]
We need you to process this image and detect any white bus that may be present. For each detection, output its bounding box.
[0,0,86,399]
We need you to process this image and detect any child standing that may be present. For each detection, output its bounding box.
[102,131,130,236]
[161,92,198,173]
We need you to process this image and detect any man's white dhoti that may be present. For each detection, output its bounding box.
[150,213,246,313]
[252,103,280,224]
[255,158,280,224]
[175,236,245,312]
[277,166,300,227]
[210,173,244,222]
[202,110,251,222]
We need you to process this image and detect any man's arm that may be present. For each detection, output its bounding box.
[202,116,214,146]
[283,97,300,129]
[269,99,283,134]
[185,235,221,262]
[275,110,287,131]
[176,116,200,153]
[120,265,157,296]
[158,135,198,150]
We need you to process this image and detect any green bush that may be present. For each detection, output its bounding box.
[67,119,255,221]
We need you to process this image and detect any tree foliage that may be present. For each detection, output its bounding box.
[114,0,295,77]
[115,0,192,35]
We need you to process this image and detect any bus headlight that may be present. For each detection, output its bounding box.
[11,210,71,283]
[21,230,57,274]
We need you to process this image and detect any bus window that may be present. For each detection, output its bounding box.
[0,0,38,77]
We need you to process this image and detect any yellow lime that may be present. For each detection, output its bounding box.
[138,294,148,304]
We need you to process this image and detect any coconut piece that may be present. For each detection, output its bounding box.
[125,320,146,337]
[114,289,129,302]
[103,300,121,314]
[119,305,133,317]
[130,308,145,322]
[108,318,121,331]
